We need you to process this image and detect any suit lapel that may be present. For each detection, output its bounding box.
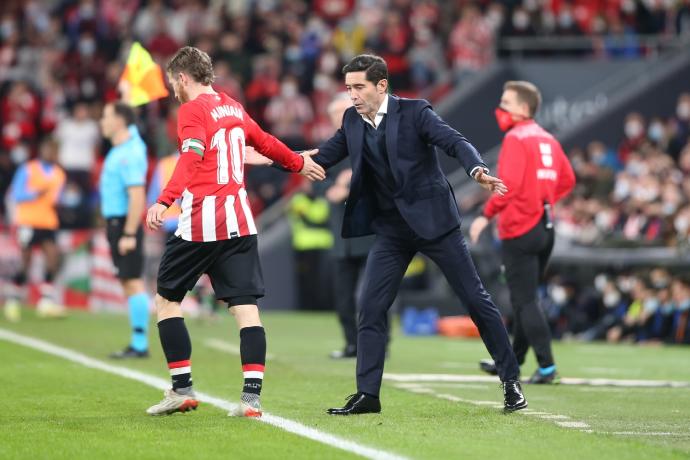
[385,95,401,186]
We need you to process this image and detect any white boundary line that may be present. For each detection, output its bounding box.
[392,382,690,438]
[384,373,690,388]
[0,328,407,460]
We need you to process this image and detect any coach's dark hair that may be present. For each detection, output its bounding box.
[111,102,136,126]
[342,54,388,85]
[504,81,541,117]
[167,46,215,85]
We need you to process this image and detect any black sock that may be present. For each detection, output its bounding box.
[240,326,265,395]
[158,317,192,391]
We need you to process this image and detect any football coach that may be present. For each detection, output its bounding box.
[312,54,527,415]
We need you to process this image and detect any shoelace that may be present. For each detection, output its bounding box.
[344,393,359,402]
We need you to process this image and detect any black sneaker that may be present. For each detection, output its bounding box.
[502,380,528,412]
[329,345,357,359]
[479,358,498,376]
[109,346,149,359]
[527,369,560,384]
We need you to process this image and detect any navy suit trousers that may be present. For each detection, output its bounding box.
[356,217,520,396]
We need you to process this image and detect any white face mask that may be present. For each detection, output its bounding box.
[624,121,644,139]
[550,286,567,304]
[594,274,608,292]
[648,122,664,142]
[603,291,621,308]
[677,103,690,121]
[281,83,297,98]
[513,11,530,30]
[675,216,689,234]
[10,144,29,164]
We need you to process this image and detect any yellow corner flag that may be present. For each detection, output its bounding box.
[119,42,169,106]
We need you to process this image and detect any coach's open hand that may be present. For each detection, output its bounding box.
[475,170,508,196]
[146,203,167,231]
[300,149,326,181]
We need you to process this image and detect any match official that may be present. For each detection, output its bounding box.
[470,81,575,383]
[99,102,151,359]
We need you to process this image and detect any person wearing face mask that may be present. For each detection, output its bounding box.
[618,112,646,163]
[470,81,575,384]
[3,138,66,322]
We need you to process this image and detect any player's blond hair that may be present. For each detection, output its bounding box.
[504,81,541,117]
[167,46,215,85]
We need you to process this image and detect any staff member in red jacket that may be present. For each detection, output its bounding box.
[470,81,575,384]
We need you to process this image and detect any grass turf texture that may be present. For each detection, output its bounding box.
[2,310,689,460]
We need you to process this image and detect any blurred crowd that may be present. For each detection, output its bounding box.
[556,92,690,248]
[2,0,690,226]
[543,268,690,345]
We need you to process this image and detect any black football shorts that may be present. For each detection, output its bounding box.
[157,234,264,305]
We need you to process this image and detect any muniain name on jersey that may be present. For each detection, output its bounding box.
[210,104,244,122]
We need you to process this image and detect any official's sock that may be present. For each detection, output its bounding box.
[158,317,192,391]
[240,326,266,396]
[539,365,556,376]
[128,293,150,352]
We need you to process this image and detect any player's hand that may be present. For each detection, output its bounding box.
[244,146,273,166]
[475,170,508,196]
[146,203,167,231]
[118,235,137,255]
[299,149,326,181]
[469,216,490,244]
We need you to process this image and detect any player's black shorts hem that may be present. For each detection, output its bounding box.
[17,227,56,249]
[157,234,265,304]
[106,217,144,280]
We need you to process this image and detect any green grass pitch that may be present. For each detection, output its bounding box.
[2,309,689,460]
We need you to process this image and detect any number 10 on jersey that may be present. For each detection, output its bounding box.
[212,127,245,185]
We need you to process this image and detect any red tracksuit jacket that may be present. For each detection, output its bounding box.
[483,120,575,240]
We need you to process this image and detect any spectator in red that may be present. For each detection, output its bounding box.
[618,112,646,163]
[264,75,314,150]
[367,11,412,91]
[1,81,40,151]
[449,4,495,84]
[245,55,281,127]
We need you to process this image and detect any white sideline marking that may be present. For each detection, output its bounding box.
[0,328,407,460]
[557,421,590,428]
[384,373,690,388]
[204,338,276,360]
[392,384,591,431]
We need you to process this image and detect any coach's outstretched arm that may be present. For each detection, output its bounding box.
[314,127,349,170]
[243,112,325,181]
[415,102,486,176]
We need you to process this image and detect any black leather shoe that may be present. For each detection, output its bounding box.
[329,345,357,359]
[503,380,528,412]
[327,393,381,415]
[479,358,498,376]
[109,346,149,359]
[527,369,560,384]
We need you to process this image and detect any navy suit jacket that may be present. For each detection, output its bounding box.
[315,95,487,240]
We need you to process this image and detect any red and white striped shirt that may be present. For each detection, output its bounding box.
[158,92,304,242]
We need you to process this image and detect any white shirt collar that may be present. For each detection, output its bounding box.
[361,94,389,129]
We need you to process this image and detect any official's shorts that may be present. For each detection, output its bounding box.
[157,234,264,306]
[17,227,56,249]
[106,217,144,280]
